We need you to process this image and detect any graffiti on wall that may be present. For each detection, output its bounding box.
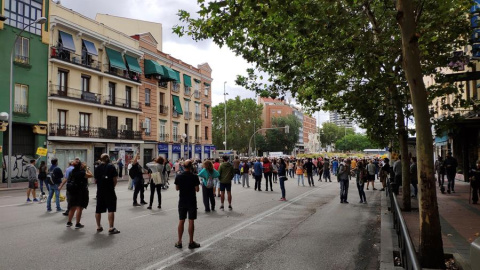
[2,155,30,180]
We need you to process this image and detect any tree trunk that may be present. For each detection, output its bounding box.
[396,0,444,267]
[390,85,411,211]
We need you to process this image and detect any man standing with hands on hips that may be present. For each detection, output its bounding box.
[174,159,200,249]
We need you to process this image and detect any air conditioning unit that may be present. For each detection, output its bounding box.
[120,124,128,131]
[142,121,148,129]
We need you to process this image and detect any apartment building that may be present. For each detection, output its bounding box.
[0,0,49,180]
[329,111,353,128]
[97,15,213,162]
[303,114,317,153]
[47,2,144,169]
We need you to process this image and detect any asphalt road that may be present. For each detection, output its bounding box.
[0,174,381,270]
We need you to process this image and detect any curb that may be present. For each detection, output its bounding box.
[379,192,403,269]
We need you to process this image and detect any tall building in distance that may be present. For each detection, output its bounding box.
[329,111,353,128]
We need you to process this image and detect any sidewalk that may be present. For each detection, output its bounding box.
[399,181,480,270]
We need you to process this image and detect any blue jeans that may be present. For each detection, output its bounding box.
[340,179,349,202]
[297,174,304,186]
[279,176,286,198]
[39,179,50,194]
[234,174,241,184]
[47,184,61,210]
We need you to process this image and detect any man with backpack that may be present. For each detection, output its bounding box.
[94,154,120,234]
[130,153,147,206]
[46,158,64,212]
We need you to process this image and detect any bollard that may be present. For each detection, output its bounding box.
[471,237,480,270]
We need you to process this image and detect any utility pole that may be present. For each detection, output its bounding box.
[224,81,227,150]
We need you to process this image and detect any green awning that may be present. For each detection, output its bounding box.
[172,95,183,114]
[124,55,142,74]
[161,66,177,81]
[183,74,192,87]
[159,119,167,123]
[144,59,164,76]
[184,98,191,101]
[204,82,210,86]
[173,70,181,82]
[105,48,127,70]
[194,101,201,104]
[204,104,210,107]
[194,79,201,83]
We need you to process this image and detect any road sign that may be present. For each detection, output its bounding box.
[36,147,48,156]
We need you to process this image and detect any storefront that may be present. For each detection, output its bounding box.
[108,143,140,168]
[194,145,202,160]
[184,144,192,159]
[172,144,181,162]
[158,143,169,159]
[204,145,211,159]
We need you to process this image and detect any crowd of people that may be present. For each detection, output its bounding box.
[18,150,479,250]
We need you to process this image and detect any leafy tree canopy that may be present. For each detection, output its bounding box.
[265,114,301,153]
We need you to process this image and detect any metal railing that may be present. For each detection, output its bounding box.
[49,84,102,103]
[103,64,141,83]
[14,104,28,114]
[389,184,421,270]
[172,110,180,118]
[172,134,180,142]
[184,86,191,96]
[49,123,142,140]
[193,90,200,99]
[14,55,29,65]
[194,137,202,144]
[158,133,169,142]
[104,95,142,111]
[184,111,192,120]
[159,105,169,115]
[172,82,180,93]
[50,46,102,70]
[158,81,168,88]
[194,113,201,121]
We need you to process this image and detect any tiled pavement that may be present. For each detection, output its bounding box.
[400,180,480,270]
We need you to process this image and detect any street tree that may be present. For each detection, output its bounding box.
[335,134,377,152]
[265,115,301,153]
[175,1,471,266]
[318,122,354,148]
[212,96,263,154]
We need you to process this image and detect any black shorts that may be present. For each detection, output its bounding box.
[96,192,117,213]
[234,169,241,175]
[367,174,375,181]
[178,206,197,220]
[220,183,232,192]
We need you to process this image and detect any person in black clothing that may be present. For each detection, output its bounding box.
[64,161,92,229]
[117,158,124,178]
[444,152,458,193]
[304,158,314,187]
[174,160,200,249]
[470,160,480,204]
[130,153,147,206]
[94,154,120,234]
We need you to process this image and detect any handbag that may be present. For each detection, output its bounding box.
[34,181,39,189]
[152,172,162,185]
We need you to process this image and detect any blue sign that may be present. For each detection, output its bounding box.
[195,145,202,152]
[172,144,181,153]
[204,145,210,152]
[184,145,192,151]
[158,143,168,153]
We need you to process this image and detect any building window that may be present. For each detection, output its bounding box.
[126,118,133,131]
[81,75,90,92]
[107,116,118,131]
[204,84,209,96]
[14,84,28,114]
[145,88,151,106]
[108,82,116,105]
[145,118,151,135]
[4,0,44,35]
[172,81,180,92]
[184,100,190,113]
[195,125,199,139]
[173,122,179,141]
[195,103,200,114]
[58,110,67,129]
[58,69,68,93]
[205,106,209,118]
[159,121,166,141]
[14,37,29,64]
[79,113,90,131]
[125,86,132,108]
[205,126,209,140]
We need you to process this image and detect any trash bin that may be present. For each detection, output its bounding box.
[471,237,480,270]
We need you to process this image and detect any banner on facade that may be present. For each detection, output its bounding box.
[204,145,210,152]
[195,145,202,152]
[36,147,48,157]
[172,144,181,153]
[184,145,192,151]
[158,143,168,153]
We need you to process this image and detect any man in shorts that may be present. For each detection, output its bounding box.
[174,160,200,249]
[94,154,120,234]
[218,155,234,210]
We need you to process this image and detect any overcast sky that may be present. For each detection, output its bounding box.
[59,0,331,126]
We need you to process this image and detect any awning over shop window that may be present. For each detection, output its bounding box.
[183,74,192,87]
[125,54,142,74]
[105,48,127,70]
[59,31,76,52]
[173,70,181,82]
[172,95,183,114]
[82,39,97,56]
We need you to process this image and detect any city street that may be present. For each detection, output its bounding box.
[0,175,381,270]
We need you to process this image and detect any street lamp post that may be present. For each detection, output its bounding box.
[223,81,227,150]
[182,133,190,159]
[7,17,47,188]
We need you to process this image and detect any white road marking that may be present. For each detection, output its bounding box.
[130,207,178,220]
[144,187,322,270]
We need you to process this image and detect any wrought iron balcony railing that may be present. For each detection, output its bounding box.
[104,95,142,111]
[50,46,101,71]
[49,123,143,140]
[184,111,192,120]
[49,84,102,104]
[194,113,201,121]
[159,105,169,115]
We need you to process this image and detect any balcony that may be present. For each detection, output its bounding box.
[158,81,168,89]
[159,105,169,115]
[193,90,200,99]
[50,46,101,71]
[14,104,28,114]
[103,64,141,83]
[104,95,142,111]
[172,134,180,142]
[172,82,180,93]
[49,123,143,140]
[195,137,202,144]
[49,84,102,104]
[184,86,191,96]
[158,133,169,142]
[194,113,201,122]
[173,110,180,118]
[184,112,192,120]
[14,55,30,65]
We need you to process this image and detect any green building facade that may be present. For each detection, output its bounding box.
[0,0,49,182]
